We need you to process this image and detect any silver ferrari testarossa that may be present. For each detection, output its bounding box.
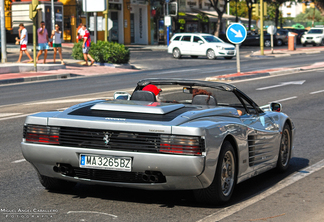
[21,79,295,204]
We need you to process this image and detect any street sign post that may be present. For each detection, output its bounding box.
[267,25,276,54]
[226,23,247,73]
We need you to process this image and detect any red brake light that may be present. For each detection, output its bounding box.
[159,135,203,155]
[24,125,60,145]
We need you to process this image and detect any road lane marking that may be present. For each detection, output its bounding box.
[197,159,324,222]
[310,89,324,94]
[269,96,297,103]
[256,80,306,90]
[0,113,22,118]
[23,98,109,105]
[0,112,38,121]
[11,159,26,163]
[149,69,199,75]
[67,211,117,218]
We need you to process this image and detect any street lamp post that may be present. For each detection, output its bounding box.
[1,0,7,62]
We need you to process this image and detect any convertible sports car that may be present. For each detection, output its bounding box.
[21,79,295,204]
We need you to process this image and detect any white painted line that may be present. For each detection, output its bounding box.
[67,211,117,218]
[256,80,305,90]
[269,96,297,103]
[0,112,38,121]
[149,69,199,75]
[11,159,26,163]
[0,113,22,118]
[197,159,324,222]
[310,89,324,94]
[23,98,109,105]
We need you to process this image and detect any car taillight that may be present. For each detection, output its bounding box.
[159,135,203,155]
[24,125,60,145]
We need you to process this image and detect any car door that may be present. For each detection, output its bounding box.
[191,36,206,56]
[178,35,192,55]
[235,93,280,169]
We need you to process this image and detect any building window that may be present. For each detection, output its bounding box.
[287,13,291,16]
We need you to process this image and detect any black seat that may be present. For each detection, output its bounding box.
[192,95,217,106]
[130,91,156,102]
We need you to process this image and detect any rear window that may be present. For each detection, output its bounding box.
[173,36,181,41]
[181,36,191,42]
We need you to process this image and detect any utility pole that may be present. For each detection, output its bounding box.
[260,0,264,56]
[104,0,109,41]
[1,0,7,63]
[51,0,55,31]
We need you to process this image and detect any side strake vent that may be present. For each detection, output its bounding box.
[248,135,275,167]
[24,125,205,156]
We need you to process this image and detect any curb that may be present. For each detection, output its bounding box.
[0,73,81,85]
[93,63,135,69]
[0,64,66,74]
[206,68,304,81]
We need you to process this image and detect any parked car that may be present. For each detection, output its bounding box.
[241,31,277,47]
[301,27,324,46]
[168,33,236,60]
[21,78,295,205]
[276,29,289,46]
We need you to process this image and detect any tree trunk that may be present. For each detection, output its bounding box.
[275,6,279,28]
[215,13,223,37]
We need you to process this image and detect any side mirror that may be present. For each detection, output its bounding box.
[270,102,282,112]
[198,40,204,44]
[114,91,131,100]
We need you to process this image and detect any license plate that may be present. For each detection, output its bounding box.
[80,154,132,171]
[228,51,234,55]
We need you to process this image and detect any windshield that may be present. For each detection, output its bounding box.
[202,35,223,43]
[308,29,323,34]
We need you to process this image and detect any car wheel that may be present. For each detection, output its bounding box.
[264,40,271,47]
[277,39,283,46]
[224,56,233,60]
[37,173,76,191]
[194,141,236,205]
[172,48,181,59]
[276,124,292,172]
[207,49,216,60]
[191,55,198,59]
[321,39,324,46]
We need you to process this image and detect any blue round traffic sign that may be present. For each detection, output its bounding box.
[226,23,247,44]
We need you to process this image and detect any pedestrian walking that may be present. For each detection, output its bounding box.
[76,22,84,43]
[16,23,33,63]
[36,21,49,64]
[51,24,64,65]
[82,24,95,66]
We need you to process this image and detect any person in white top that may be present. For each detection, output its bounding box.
[76,22,84,43]
[50,24,64,65]
[16,23,33,63]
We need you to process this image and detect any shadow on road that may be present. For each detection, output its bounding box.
[46,157,309,209]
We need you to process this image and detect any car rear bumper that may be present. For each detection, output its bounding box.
[21,142,206,190]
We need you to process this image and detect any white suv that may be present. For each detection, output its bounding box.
[301,27,324,46]
[168,33,236,60]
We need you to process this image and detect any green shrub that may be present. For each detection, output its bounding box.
[71,41,130,64]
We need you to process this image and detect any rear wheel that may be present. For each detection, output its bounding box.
[207,49,216,60]
[276,124,292,172]
[37,173,76,191]
[194,141,236,205]
[172,48,181,59]
[277,39,283,46]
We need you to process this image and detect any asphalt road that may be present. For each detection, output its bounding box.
[1,54,324,221]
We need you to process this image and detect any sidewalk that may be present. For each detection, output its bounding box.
[0,58,138,85]
[1,45,324,85]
